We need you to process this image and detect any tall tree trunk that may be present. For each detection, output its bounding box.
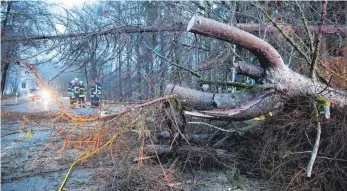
[126,36,132,99]
[135,34,142,100]
[158,33,166,95]
[84,65,89,99]
[1,1,13,96]
[1,59,10,96]
[150,33,156,97]
[1,1,12,37]
[91,36,98,80]
[118,45,123,101]
[171,34,181,85]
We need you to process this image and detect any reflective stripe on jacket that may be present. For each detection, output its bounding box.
[91,83,101,97]
[73,85,80,97]
[79,85,86,97]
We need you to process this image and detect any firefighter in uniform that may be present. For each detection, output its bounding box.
[91,78,101,108]
[72,79,80,108]
[68,80,76,107]
[78,81,86,108]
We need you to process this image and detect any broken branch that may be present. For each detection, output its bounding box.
[187,15,286,69]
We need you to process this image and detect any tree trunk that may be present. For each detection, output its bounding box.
[165,16,347,121]
[1,1,12,37]
[1,1,13,96]
[118,45,123,101]
[126,36,132,99]
[135,34,142,100]
[91,36,98,80]
[1,60,10,96]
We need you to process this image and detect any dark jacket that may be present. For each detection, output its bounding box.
[73,84,80,98]
[91,82,101,98]
[79,84,86,97]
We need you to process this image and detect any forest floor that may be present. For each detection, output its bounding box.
[1,97,271,191]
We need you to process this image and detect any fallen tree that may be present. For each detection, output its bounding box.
[163,15,347,190]
[14,15,346,191]
[165,15,347,120]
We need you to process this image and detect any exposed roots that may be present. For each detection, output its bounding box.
[251,97,347,191]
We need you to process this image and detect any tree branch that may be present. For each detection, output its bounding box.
[295,1,314,52]
[309,0,328,79]
[165,84,284,121]
[187,15,286,69]
[233,61,265,78]
[255,4,312,65]
[2,24,186,43]
[306,102,322,178]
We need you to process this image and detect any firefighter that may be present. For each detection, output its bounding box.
[71,79,80,108]
[91,78,101,108]
[68,80,76,107]
[78,81,86,108]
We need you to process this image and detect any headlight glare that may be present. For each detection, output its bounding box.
[42,90,50,99]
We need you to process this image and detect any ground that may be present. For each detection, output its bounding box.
[1,97,271,191]
[1,97,112,190]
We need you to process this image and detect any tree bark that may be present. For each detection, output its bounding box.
[118,45,123,101]
[1,1,12,37]
[187,15,286,69]
[233,61,265,79]
[135,34,142,100]
[1,1,13,96]
[1,60,10,96]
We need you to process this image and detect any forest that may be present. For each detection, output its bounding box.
[1,1,347,191]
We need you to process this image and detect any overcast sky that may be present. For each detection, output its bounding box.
[46,0,90,9]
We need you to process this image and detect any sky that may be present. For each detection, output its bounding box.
[47,0,95,33]
[45,0,89,9]
[32,1,95,81]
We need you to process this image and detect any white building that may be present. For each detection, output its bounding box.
[5,68,39,96]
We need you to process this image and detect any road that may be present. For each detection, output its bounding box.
[1,97,114,191]
[1,97,271,191]
[1,97,97,115]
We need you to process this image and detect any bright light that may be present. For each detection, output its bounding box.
[42,90,50,99]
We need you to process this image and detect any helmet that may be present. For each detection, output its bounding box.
[71,80,75,84]
[80,81,83,85]
[202,84,209,91]
[74,78,79,81]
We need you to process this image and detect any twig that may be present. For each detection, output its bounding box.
[188,121,237,133]
[318,156,347,162]
[309,0,328,79]
[295,1,314,52]
[285,169,305,191]
[254,3,312,65]
[306,102,321,178]
[282,150,312,158]
[317,74,333,94]
[305,2,347,36]
[58,113,145,191]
